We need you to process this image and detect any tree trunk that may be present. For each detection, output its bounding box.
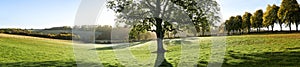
[167,32,170,39]
[227,30,230,35]
[202,30,205,36]
[289,22,292,32]
[257,28,259,32]
[155,36,166,67]
[258,27,261,32]
[138,32,140,41]
[173,34,175,38]
[153,0,171,66]
[267,26,269,31]
[280,23,283,31]
[271,25,274,32]
[154,18,172,67]
[296,22,299,31]
[248,26,251,33]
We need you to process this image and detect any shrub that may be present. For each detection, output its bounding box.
[0,30,4,33]
[47,34,57,38]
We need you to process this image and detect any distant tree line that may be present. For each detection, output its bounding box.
[44,26,72,30]
[224,0,300,35]
[0,28,76,40]
[73,25,156,43]
[0,25,157,43]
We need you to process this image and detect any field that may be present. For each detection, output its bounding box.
[0,33,300,67]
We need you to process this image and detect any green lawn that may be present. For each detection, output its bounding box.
[0,33,300,67]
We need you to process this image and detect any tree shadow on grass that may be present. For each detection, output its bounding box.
[94,41,150,50]
[164,39,193,46]
[0,61,77,67]
[0,61,125,67]
[285,47,300,50]
[196,48,300,67]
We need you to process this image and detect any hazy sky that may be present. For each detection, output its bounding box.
[0,0,299,30]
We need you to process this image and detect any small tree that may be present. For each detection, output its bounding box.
[251,9,263,32]
[225,20,231,34]
[263,4,279,32]
[242,12,252,33]
[234,15,243,34]
[225,16,236,34]
[129,25,147,41]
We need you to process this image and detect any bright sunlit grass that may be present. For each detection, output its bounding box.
[0,33,300,67]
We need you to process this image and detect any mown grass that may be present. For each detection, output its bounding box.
[0,33,300,67]
[0,34,75,67]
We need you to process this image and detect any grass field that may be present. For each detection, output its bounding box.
[0,33,300,67]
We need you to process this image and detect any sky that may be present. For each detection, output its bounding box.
[219,0,300,30]
[219,0,281,21]
[0,0,299,30]
[0,0,80,29]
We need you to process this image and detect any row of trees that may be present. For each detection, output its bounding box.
[0,25,157,43]
[225,0,300,34]
[73,25,156,42]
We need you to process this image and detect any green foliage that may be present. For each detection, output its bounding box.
[171,0,220,36]
[107,0,220,37]
[225,20,231,33]
[129,25,146,41]
[200,18,210,35]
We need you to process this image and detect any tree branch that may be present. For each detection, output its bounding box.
[161,0,169,18]
[145,0,155,10]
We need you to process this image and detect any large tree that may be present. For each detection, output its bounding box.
[107,0,219,66]
[263,4,280,32]
[278,0,300,31]
[242,12,252,33]
[251,9,263,32]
